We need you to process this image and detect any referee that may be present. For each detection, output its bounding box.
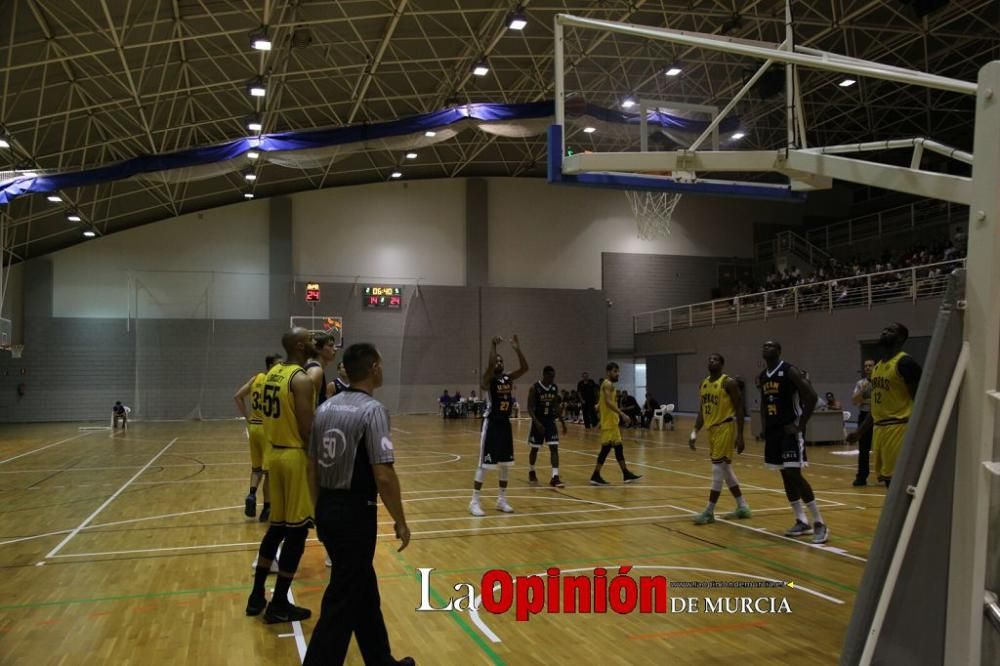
[303,343,415,666]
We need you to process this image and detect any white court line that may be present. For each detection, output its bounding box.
[0,528,73,547]
[392,427,413,434]
[0,504,242,548]
[562,448,846,509]
[0,462,249,474]
[403,494,625,510]
[44,437,178,560]
[0,432,92,465]
[285,587,308,662]
[620,432,857,469]
[47,504,828,560]
[90,505,243,529]
[665,503,868,563]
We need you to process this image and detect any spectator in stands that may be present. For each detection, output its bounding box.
[620,390,642,428]
[641,394,661,428]
[439,390,452,418]
[820,392,842,411]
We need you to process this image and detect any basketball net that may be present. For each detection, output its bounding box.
[625,189,681,240]
[11,344,23,359]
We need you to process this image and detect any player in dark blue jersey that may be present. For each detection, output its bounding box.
[758,340,828,544]
[469,335,528,516]
[527,365,567,487]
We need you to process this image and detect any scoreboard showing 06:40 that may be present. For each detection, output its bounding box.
[363,285,403,309]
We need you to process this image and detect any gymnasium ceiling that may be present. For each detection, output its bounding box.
[0,0,997,261]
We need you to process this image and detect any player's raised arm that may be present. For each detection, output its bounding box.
[508,335,529,381]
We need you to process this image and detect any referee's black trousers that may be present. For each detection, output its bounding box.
[304,491,395,666]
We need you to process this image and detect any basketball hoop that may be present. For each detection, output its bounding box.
[10,345,23,359]
[625,189,682,240]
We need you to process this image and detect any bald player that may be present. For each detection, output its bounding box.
[245,328,317,624]
[848,322,921,487]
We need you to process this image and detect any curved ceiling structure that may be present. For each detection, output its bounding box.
[0,0,996,261]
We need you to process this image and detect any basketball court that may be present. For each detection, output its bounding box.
[0,418,879,663]
[1,1,998,664]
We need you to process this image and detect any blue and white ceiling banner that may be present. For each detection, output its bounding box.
[0,101,740,204]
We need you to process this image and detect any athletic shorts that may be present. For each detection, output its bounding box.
[267,446,314,529]
[873,423,907,480]
[248,422,271,471]
[708,421,736,463]
[599,424,622,445]
[764,427,807,469]
[480,418,514,468]
[528,419,559,446]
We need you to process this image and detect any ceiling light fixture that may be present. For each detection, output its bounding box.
[67,214,81,222]
[391,171,403,179]
[583,127,596,134]
[250,28,272,51]
[47,195,62,202]
[244,193,255,199]
[405,152,417,159]
[0,136,9,149]
[472,60,489,77]
[248,78,267,97]
[247,150,260,160]
[507,8,528,31]
[244,172,257,181]
[665,67,682,76]
[839,78,856,87]
[731,131,746,140]
[83,229,97,238]
[621,98,636,109]
[425,130,437,137]
[247,119,263,132]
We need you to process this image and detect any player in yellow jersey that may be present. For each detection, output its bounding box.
[246,328,317,624]
[234,353,281,521]
[589,362,641,485]
[689,353,751,524]
[848,323,921,487]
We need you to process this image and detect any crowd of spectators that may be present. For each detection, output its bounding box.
[721,240,966,313]
[729,240,965,299]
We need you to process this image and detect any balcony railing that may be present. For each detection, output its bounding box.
[634,259,965,335]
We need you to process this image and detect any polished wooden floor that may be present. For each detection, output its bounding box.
[0,416,883,665]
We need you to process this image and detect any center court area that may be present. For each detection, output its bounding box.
[0,416,881,664]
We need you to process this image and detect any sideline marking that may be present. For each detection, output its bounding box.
[44,438,178,560]
[0,433,92,465]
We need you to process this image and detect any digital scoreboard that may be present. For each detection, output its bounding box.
[363,285,402,309]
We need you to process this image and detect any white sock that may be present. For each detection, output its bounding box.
[735,494,748,509]
[552,467,559,476]
[529,464,536,472]
[704,501,717,514]
[498,486,506,499]
[791,500,807,523]
[806,500,823,525]
[472,489,481,501]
